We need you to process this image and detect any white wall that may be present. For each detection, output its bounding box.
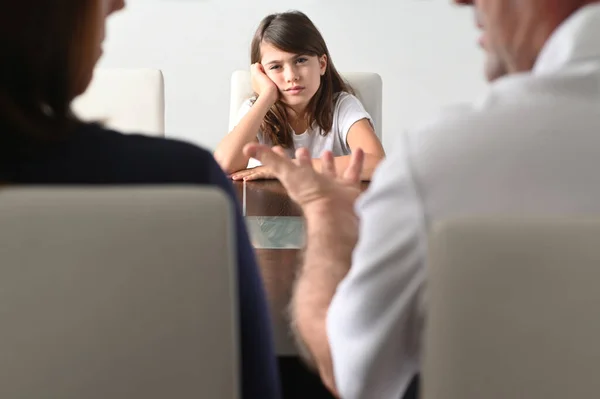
[99,0,488,151]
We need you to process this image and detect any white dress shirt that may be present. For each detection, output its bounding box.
[327,4,600,398]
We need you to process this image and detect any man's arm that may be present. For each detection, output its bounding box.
[239,144,366,397]
[327,136,427,399]
[290,203,358,396]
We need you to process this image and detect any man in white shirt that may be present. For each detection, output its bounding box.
[244,0,600,398]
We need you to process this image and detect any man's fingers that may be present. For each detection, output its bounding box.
[321,151,336,178]
[243,143,268,159]
[273,146,288,157]
[243,143,293,176]
[343,148,365,183]
[295,147,312,167]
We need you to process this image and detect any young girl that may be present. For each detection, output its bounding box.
[214,10,385,181]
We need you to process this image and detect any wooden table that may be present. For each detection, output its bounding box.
[233,180,369,399]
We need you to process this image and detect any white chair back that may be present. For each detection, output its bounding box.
[423,218,600,399]
[73,68,165,136]
[0,187,239,399]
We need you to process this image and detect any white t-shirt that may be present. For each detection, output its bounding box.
[235,92,373,160]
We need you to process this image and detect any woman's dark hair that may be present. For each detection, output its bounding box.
[0,0,99,144]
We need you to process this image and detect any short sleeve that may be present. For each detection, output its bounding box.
[234,98,255,128]
[234,98,270,145]
[335,93,375,151]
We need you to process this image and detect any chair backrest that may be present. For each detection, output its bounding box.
[72,68,165,136]
[423,218,600,399]
[228,70,383,139]
[0,187,239,399]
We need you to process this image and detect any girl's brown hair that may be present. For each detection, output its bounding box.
[0,0,100,145]
[250,11,353,148]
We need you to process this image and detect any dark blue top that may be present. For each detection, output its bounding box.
[0,123,281,399]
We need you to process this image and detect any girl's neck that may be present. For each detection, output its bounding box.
[287,104,308,119]
[287,107,310,134]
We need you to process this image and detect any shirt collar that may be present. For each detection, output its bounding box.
[534,3,600,75]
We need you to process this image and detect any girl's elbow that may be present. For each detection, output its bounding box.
[365,151,385,165]
[213,152,239,175]
[360,154,385,181]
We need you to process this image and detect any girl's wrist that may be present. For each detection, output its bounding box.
[257,89,278,106]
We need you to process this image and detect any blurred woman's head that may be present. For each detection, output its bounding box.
[0,0,125,138]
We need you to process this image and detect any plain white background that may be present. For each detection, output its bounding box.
[99,0,488,150]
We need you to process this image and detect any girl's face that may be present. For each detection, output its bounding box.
[260,42,327,112]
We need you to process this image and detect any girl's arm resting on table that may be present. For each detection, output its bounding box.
[313,118,385,180]
[214,94,275,175]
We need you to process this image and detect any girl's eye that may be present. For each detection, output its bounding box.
[297,58,308,64]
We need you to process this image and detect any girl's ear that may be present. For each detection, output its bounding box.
[319,54,328,76]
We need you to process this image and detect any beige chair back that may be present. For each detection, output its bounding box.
[73,68,165,136]
[423,218,600,399]
[0,187,238,399]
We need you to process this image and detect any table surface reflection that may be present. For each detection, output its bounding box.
[233,180,369,355]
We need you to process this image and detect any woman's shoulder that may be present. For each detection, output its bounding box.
[75,123,217,174]
[77,123,206,151]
